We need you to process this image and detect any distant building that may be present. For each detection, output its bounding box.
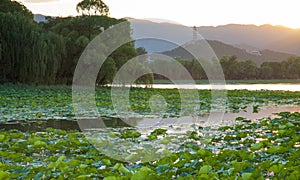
[246,50,262,56]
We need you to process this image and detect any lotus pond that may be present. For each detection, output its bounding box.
[1,84,300,121]
[0,84,299,179]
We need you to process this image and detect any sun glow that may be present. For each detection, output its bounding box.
[20,0,300,29]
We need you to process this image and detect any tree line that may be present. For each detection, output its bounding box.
[148,55,300,81]
[180,55,300,80]
[0,0,152,85]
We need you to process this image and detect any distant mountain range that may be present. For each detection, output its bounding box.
[196,24,300,56]
[130,19,300,62]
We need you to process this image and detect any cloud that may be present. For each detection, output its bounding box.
[23,0,59,3]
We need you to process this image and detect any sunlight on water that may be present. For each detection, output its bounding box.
[109,83,300,91]
[151,84,300,91]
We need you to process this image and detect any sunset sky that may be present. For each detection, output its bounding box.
[20,0,300,29]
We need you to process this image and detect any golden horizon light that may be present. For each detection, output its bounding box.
[19,0,300,29]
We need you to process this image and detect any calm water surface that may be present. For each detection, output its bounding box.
[135,83,300,91]
[1,105,299,131]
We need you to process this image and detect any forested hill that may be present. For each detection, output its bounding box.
[163,40,295,65]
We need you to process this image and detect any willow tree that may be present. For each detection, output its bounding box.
[76,0,109,16]
[0,12,65,84]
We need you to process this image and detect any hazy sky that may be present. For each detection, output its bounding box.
[20,0,300,29]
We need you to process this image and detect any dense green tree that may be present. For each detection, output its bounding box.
[110,43,138,69]
[257,58,300,80]
[97,57,117,85]
[220,55,238,79]
[0,0,32,18]
[258,64,273,79]
[183,59,206,80]
[45,16,153,85]
[234,60,257,80]
[136,47,147,55]
[259,62,283,79]
[286,57,300,79]
[44,16,121,84]
[76,0,109,16]
[0,2,65,84]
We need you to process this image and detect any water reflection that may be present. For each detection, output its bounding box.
[0,117,131,132]
[79,105,300,132]
[1,105,299,132]
[120,84,300,91]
